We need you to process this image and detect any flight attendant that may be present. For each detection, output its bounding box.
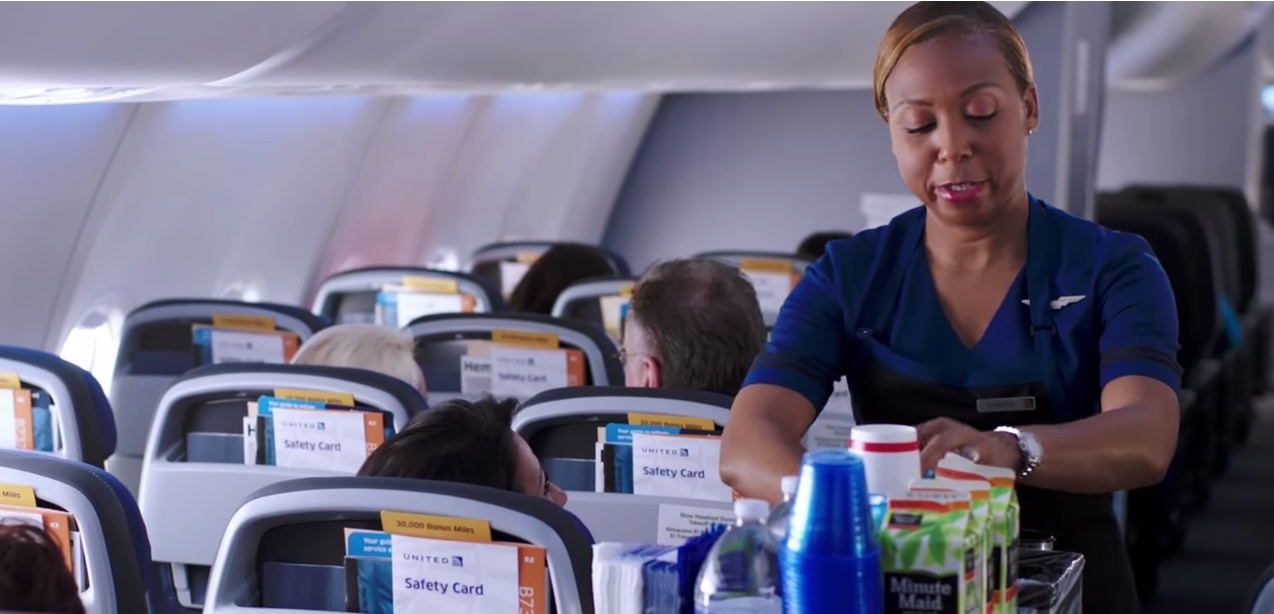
[719,3,1180,613]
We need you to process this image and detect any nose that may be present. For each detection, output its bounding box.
[934,120,973,164]
[548,482,568,507]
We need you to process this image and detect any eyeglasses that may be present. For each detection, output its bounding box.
[615,347,655,368]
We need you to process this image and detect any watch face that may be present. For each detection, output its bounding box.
[1020,431,1043,460]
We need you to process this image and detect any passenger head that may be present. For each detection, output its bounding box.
[0,520,85,613]
[508,245,615,315]
[796,231,853,262]
[358,396,567,507]
[291,324,427,397]
[873,1,1038,228]
[624,259,766,396]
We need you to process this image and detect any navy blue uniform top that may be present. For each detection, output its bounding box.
[744,196,1183,422]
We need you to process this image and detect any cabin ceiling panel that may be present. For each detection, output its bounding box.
[0,1,1028,98]
[1108,1,1270,91]
[399,92,660,272]
[0,2,347,86]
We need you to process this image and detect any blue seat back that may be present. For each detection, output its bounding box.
[108,299,328,494]
[0,448,161,614]
[405,312,622,403]
[693,251,812,328]
[549,276,636,343]
[138,363,427,611]
[0,346,116,468]
[511,387,734,544]
[310,266,508,324]
[204,477,595,614]
[1245,560,1274,614]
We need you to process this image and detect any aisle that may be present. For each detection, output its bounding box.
[1147,399,1274,614]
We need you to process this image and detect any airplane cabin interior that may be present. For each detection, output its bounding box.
[0,1,1272,613]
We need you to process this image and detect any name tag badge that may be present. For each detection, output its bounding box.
[976,396,1036,414]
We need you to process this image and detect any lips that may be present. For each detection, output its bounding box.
[936,181,986,203]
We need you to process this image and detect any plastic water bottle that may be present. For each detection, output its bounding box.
[766,475,799,544]
[693,498,782,613]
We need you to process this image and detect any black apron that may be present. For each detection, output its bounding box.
[847,200,1140,614]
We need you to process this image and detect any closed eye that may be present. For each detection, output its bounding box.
[904,111,998,135]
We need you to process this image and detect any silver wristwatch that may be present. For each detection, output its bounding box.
[994,426,1042,480]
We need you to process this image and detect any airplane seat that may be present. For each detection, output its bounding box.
[138,363,426,612]
[1099,195,1224,489]
[1165,185,1274,443]
[405,312,623,404]
[310,266,509,326]
[466,241,632,300]
[107,299,328,495]
[693,250,813,271]
[1097,193,1223,599]
[1098,198,1221,495]
[512,386,734,544]
[1119,186,1245,476]
[1242,559,1274,614]
[0,448,165,614]
[549,276,637,343]
[0,346,116,469]
[202,477,595,614]
[694,251,812,328]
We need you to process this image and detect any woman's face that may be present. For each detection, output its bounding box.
[882,32,1038,229]
[513,434,568,507]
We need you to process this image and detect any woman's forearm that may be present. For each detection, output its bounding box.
[1021,378,1179,493]
[720,385,816,504]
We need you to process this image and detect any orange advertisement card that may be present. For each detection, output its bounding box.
[281,333,300,362]
[0,504,74,571]
[10,390,32,451]
[516,544,549,614]
[363,411,386,456]
[564,349,585,387]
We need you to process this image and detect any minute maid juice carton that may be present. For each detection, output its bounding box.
[938,454,1020,614]
[881,489,977,614]
[908,478,988,613]
[924,463,994,613]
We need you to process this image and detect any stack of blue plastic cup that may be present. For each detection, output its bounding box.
[780,449,884,614]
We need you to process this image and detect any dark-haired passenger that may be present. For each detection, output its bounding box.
[358,396,567,507]
[508,244,615,315]
[0,519,84,613]
[795,230,853,262]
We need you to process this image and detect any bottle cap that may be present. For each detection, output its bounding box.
[734,498,770,521]
[780,475,799,496]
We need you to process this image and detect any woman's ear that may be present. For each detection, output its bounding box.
[1023,82,1040,135]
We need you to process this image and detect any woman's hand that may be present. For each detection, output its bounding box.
[916,417,1022,475]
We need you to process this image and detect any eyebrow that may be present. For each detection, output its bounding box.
[892,81,1003,111]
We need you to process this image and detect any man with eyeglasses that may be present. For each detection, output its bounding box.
[619,258,766,396]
